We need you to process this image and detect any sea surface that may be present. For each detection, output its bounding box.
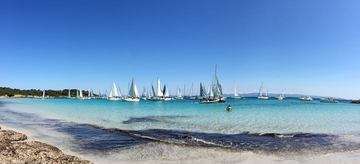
[1,98,360,163]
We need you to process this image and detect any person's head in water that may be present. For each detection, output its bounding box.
[226,105,232,111]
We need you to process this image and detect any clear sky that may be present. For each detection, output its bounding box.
[1,0,360,99]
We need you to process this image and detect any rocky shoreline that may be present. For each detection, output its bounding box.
[0,126,90,164]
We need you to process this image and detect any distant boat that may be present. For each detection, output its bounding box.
[78,89,84,99]
[233,85,242,99]
[175,88,183,99]
[257,83,269,100]
[124,78,140,102]
[141,87,148,100]
[162,85,172,101]
[68,89,71,98]
[200,65,225,103]
[42,90,46,99]
[199,83,207,99]
[156,78,163,98]
[149,78,171,101]
[108,82,122,101]
[320,97,338,103]
[89,89,93,98]
[300,96,313,101]
[277,92,285,100]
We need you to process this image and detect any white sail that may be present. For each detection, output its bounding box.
[109,82,120,98]
[147,88,152,98]
[208,85,214,97]
[259,83,264,97]
[258,83,269,99]
[164,86,169,97]
[142,87,147,97]
[189,83,194,96]
[68,89,71,98]
[265,89,268,97]
[234,85,238,97]
[177,88,182,98]
[42,90,45,98]
[212,65,223,98]
[200,83,207,98]
[79,90,83,98]
[156,78,163,97]
[128,78,139,98]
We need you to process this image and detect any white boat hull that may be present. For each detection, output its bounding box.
[258,96,269,100]
[124,98,140,102]
[108,97,122,101]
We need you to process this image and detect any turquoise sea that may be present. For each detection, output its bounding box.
[1,98,360,163]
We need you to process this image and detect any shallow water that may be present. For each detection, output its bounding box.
[0,98,360,163]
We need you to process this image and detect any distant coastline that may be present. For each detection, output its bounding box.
[1,86,357,102]
[0,87,94,98]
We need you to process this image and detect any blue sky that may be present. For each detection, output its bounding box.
[1,0,360,99]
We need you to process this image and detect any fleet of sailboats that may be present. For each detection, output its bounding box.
[47,65,319,103]
[200,65,225,103]
[300,96,313,101]
[148,78,172,101]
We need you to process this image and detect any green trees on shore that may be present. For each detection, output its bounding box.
[0,87,91,97]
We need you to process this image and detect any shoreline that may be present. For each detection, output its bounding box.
[0,125,90,164]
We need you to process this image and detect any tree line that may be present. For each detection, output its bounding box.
[0,87,93,97]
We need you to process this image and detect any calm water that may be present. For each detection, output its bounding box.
[1,98,360,163]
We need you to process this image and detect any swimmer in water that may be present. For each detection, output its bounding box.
[226,105,232,112]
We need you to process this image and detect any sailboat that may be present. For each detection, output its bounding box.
[146,87,152,99]
[201,65,225,103]
[258,83,269,100]
[233,85,242,99]
[149,78,169,101]
[89,89,93,98]
[78,89,85,99]
[162,85,172,101]
[277,92,285,100]
[300,96,313,101]
[68,89,71,98]
[175,88,183,99]
[199,83,207,99]
[141,87,148,100]
[42,90,46,99]
[108,82,122,101]
[124,78,140,102]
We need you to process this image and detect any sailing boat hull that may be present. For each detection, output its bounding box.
[108,97,122,101]
[258,96,269,100]
[124,98,140,102]
[200,99,225,104]
[200,97,226,104]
